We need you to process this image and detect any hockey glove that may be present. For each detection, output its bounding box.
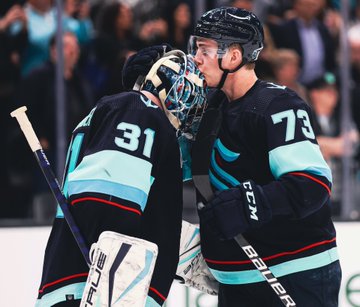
[122,43,173,90]
[198,180,272,241]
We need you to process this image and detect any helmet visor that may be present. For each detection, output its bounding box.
[188,35,228,60]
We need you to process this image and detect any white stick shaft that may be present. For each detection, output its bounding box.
[10,106,42,152]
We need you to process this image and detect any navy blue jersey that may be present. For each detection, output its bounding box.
[200,80,338,285]
[36,91,183,306]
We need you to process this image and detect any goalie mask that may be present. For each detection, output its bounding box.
[140,50,207,136]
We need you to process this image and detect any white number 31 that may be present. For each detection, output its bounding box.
[271,109,315,141]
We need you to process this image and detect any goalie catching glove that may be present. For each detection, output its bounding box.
[176,220,219,295]
[80,231,158,307]
[198,180,272,241]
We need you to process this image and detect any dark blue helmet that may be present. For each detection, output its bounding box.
[189,7,264,64]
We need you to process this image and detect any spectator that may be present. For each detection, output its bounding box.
[271,48,308,100]
[11,0,93,76]
[230,0,278,80]
[81,1,138,99]
[15,32,95,219]
[308,73,358,215]
[165,1,192,52]
[271,0,336,86]
[348,24,360,156]
[63,0,94,46]
[0,4,29,218]
[138,17,168,47]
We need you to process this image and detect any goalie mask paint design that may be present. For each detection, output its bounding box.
[141,50,207,135]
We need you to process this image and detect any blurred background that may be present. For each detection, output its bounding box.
[1,0,360,227]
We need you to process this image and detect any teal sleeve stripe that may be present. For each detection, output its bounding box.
[63,133,85,198]
[211,151,241,187]
[209,170,229,191]
[56,206,64,218]
[35,282,85,306]
[145,296,161,307]
[57,133,85,219]
[209,247,338,285]
[214,138,240,162]
[269,140,332,182]
[69,149,154,195]
[67,179,148,211]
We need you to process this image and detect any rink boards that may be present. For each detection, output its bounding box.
[0,222,359,307]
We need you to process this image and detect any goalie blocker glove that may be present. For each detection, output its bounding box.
[199,180,272,240]
[122,44,173,90]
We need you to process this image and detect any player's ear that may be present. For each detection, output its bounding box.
[228,47,242,70]
[222,46,242,71]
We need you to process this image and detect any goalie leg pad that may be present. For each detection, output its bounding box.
[80,231,158,307]
[176,221,219,295]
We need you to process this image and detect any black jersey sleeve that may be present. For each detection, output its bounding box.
[260,91,332,219]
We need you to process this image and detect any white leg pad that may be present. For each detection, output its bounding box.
[80,231,158,307]
[176,221,219,295]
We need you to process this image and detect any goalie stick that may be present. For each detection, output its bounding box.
[10,106,91,265]
[191,92,296,307]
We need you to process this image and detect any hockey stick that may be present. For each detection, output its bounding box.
[191,94,296,307]
[10,106,91,266]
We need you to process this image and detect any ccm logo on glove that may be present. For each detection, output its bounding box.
[198,180,272,240]
[243,181,258,221]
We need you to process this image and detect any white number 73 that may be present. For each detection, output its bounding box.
[271,109,315,141]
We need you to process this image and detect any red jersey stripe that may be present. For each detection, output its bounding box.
[289,172,331,195]
[205,237,336,265]
[149,286,166,301]
[71,197,142,215]
[39,272,88,293]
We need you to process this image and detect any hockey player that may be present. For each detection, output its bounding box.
[188,7,342,307]
[35,50,207,307]
[122,7,342,307]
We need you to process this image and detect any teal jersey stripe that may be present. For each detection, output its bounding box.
[145,296,161,307]
[57,133,85,218]
[211,151,241,187]
[35,282,85,306]
[209,169,229,191]
[269,140,332,182]
[68,179,148,211]
[69,150,153,193]
[209,247,338,285]
[214,138,240,162]
[66,150,153,211]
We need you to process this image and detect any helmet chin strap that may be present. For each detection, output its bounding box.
[216,56,248,89]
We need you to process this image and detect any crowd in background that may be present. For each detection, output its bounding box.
[1,0,360,221]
